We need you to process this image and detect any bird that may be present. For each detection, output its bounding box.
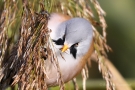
[45,13,94,87]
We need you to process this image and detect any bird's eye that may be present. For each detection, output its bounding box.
[52,38,64,45]
[52,35,65,45]
[74,43,78,47]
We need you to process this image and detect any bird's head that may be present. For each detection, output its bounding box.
[52,18,93,59]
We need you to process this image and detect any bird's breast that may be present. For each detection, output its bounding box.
[45,48,84,86]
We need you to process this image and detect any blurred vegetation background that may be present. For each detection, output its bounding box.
[95,0,135,78]
[81,0,135,89]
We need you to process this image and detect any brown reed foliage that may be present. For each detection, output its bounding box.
[0,1,52,90]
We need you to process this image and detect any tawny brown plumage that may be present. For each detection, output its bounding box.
[45,13,94,87]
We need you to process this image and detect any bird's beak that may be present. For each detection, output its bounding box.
[62,44,69,52]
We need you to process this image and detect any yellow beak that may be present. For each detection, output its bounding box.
[62,44,69,52]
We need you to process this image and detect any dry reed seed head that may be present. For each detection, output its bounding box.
[0,45,2,56]
[91,0,107,42]
[81,68,88,90]
[93,27,115,90]
[72,78,79,90]
[0,1,52,90]
[0,3,14,88]
[96,52,115,90]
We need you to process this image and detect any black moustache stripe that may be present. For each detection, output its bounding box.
[70,44,77,59]
[52,35,65,45]
[52,38,64,45]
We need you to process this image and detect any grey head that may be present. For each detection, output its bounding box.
[52,17,93,59]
